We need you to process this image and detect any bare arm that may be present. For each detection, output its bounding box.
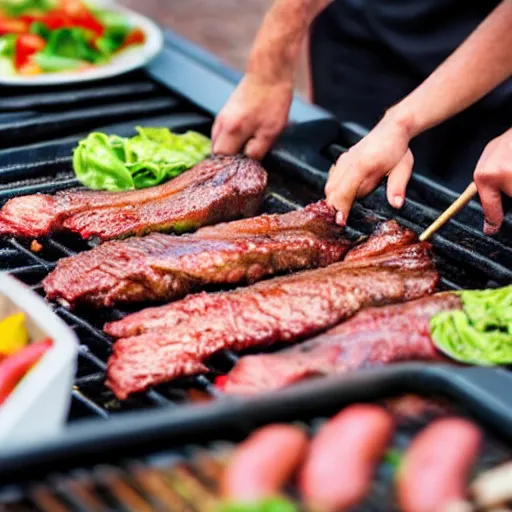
[389,0,512,137]
[247,0,333,82]
[326,0,512,229]
[212,0,333,159]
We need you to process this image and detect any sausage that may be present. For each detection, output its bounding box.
[299,404,394,511]
[398,417,482,512]
[222,424,308,501]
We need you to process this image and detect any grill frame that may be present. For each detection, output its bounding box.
[1,364,512,486]
[0,28,510,450]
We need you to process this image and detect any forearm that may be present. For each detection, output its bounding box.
[388,0,512,138]
[247,0,333,82]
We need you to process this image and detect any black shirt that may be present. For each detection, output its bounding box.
[310,0,511,192]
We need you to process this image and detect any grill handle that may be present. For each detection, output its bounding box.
[271,119,342,188]
[425,366,512,440]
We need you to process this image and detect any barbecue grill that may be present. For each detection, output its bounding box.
[0,26,510,470]
[2,366,512,511]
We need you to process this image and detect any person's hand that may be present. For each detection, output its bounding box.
[325,113,414,225]
[212,73,293,160]
[473,129,512,235]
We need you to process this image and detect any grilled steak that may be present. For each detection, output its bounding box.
[105,221,439,399]
[43,201,351,308]
[0,156,267,241]
[220,294,461,395]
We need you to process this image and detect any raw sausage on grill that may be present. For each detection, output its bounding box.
[398,417,482,512]
[299,404,394,511]
[222,424,308,501]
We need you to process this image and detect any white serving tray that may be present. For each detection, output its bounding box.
[0,273,78,449]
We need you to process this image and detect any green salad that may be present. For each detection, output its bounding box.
[0,0,146,76]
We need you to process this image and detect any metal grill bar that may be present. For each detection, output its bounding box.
[0,82,159,112]
[0,98,182,149]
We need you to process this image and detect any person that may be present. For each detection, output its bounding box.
[212,0,512,234]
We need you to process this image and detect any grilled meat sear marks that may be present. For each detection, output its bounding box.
[105,221,439,399]
[221,293,461,394]
[0,156,267,241]
[43,201,351,308]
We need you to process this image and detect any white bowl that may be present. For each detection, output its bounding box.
[0,273,78,449]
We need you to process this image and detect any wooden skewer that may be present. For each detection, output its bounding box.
[419,182,478,241]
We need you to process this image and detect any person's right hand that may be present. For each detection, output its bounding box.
[325,112,414,225]
[473,128,512,235]
[212,73,293,160]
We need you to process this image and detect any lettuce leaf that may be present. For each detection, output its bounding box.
[34,53,86,72]
[43,27,105,64]
[218,497,298,512]
[73,127,211,191]
[0,55,15,76]
[430,285,512,364]
[0,35,17,57]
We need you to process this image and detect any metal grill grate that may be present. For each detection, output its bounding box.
[1,71,511,422]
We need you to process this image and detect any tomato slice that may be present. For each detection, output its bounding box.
[0,18,29,36]
[15,34,46,71]
[38,1,104,35]
[58,0,105,36]
[19,14,43,25]
[59,0,89,17]
[40,11,70,30]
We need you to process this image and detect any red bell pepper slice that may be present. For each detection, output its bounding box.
[0,338,53,406]
[72,14,104,37]
[215,375,228,390]
[121,28,145,49]
[14,33,46,70]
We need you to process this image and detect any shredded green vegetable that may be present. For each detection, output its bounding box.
[0,34,17,57]
[29,21,51,40]
[430,285,512,364]
[93,8,131,54]
[218,497,299,512]
[72,127,212,191]
[383,448,403,470]
[0,0,53,17]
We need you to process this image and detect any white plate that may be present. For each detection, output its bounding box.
[0,1,163,86]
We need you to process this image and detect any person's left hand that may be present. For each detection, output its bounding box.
[473,129,512,235]
[325,113,414,226]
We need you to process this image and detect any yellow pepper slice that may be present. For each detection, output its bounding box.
[0,312,29,357]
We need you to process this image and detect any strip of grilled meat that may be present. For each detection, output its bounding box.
[0,156,267,241]
[43,201,351,308]
[220,293,461,394]
[105,221,438,399]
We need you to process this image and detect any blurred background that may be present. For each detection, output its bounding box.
[118,0,309,95]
